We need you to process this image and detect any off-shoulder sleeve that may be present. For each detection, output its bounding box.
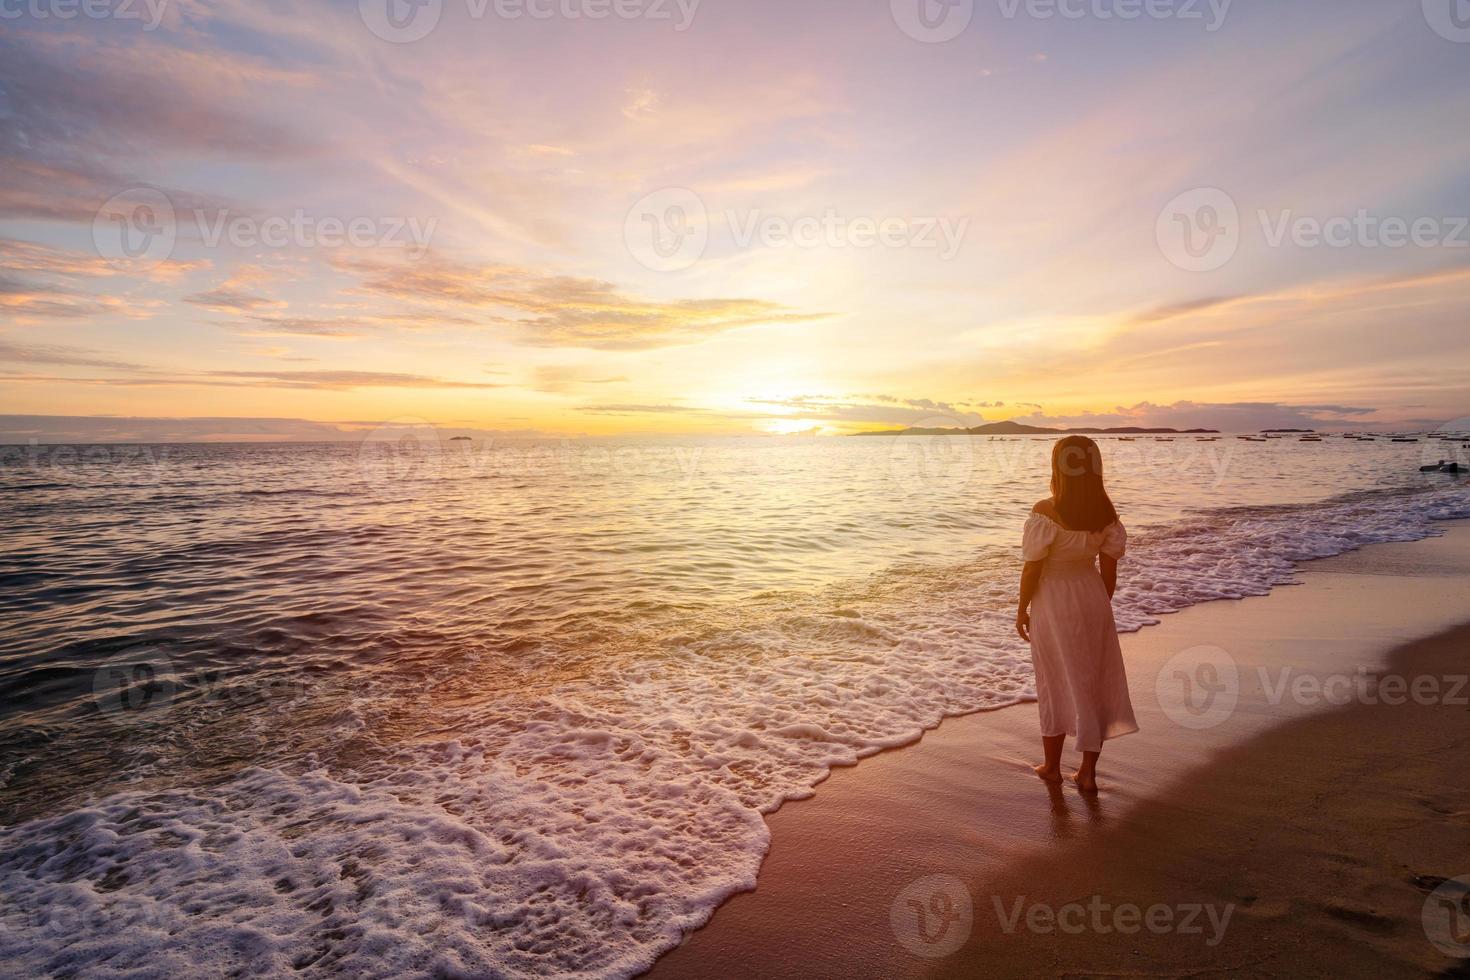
[1100,520,1127,560]
[1021,513,1056,562]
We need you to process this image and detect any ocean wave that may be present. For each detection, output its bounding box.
[1,481,1466,978]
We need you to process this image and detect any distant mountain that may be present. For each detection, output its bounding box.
[853,421,1219,436]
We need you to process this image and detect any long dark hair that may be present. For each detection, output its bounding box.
[1050,436,1119,532]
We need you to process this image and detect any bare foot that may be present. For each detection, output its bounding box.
[1033,764,1063,783]
[1071,771,1098,794]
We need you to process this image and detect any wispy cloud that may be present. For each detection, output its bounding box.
[743,394,990,428]
[185,288,287,313]
[0,238,199,321]
[1012,400,1383,432]
[0,340,144,371]
[576,403,705,415]
[0,369,507,391]
[529,365,631,393]
[338,254,830,350]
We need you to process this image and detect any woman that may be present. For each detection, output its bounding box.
[1015,436,1137,794]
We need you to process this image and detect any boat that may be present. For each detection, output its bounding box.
[1392,437,1419,443]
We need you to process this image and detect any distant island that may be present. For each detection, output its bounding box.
[853,421,1219,437]
[1260,428,1314,433]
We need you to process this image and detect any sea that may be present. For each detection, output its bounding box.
[2,432,1468,977]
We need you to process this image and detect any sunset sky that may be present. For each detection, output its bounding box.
[2,0,1469,440]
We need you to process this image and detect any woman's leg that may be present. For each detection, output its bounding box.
[1073,749,1101,794]
[1035,734,1065,782]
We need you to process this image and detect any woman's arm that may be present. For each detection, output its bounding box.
[1100,553,1119,600]
[1016,560,1044,641]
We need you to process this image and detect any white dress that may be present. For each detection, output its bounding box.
[1021,513,1139,752]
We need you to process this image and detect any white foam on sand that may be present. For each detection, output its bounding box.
[2,485,1466,978]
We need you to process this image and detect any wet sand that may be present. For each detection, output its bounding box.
[649,522,1470,978]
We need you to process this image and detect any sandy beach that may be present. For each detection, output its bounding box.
[650,522,1470,979]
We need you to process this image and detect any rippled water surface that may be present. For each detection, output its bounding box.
[2,434,1467,977]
